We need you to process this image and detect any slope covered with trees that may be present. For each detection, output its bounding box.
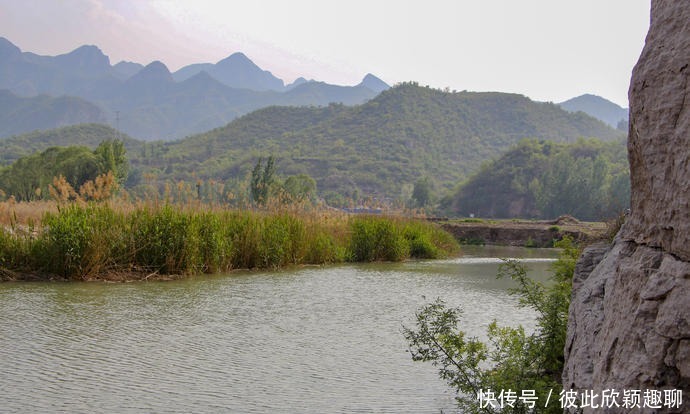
[0,90,107,138]
[0,84,624,208]
[147,83,622,204]
[444,138,630,220]
[0,140,128,201]
[0,123,143,165]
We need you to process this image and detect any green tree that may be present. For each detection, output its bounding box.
[404,237,580,413]
[282,173,317,201]
[411,176,433,208]
[94,139,128,185]
[250,155,276,205]
[606,171,631,216]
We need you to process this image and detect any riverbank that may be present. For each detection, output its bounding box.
[439,215,607,247]
[0,202,459,281]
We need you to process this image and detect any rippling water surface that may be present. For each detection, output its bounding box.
[0,246,558,413]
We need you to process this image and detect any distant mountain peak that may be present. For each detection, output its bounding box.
[113,61,144,79]
[286,77,310,90]
[211,52,284,91]
[181,70,224,87]
[559,93,625,107]
[54,44,111,74]
[62,44,109,61]
[228,51,249,60]
[559,94,628,128]
[70,44,103,54]
[0,37,22,59]
[0,36,16,46]
[217,52,256,68]
[360,73,389,93]
[128,61,174,84]
[145,60,170,71]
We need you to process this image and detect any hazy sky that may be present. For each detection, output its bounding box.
[0,0,650,106]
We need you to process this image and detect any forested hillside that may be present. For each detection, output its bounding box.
[0,90,107,138]
[444,138,630,220]
[0,140,128,201]
[0,84,625,207]
[143,83,622,202]
[0,124,143,165]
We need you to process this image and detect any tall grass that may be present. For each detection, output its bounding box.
[348,216,459,261]
[0,203,459,280]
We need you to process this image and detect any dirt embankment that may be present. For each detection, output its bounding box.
[438,215,607,247]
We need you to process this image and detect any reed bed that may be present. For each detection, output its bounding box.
[0,202,459,281]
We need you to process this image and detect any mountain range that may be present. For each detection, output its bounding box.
[0,37,629,142]
[0,37,388,140]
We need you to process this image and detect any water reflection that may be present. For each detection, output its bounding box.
[0,246,558,413]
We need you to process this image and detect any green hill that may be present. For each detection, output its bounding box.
[0,90,108,138]
[0,84,625,206]
[0,123,144,165]
[444,138,630,220]
[148,83,623,202]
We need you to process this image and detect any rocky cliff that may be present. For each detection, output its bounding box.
[562,1,689,412]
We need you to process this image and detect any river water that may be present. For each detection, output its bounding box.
[0,246,559,413]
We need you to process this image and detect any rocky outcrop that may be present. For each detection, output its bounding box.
[621,1,690,262]
[563,1,690,412]
[564,237,689,408]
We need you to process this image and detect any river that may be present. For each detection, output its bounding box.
[0,245,559,413]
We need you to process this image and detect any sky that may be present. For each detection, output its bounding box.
[0,0,650,107]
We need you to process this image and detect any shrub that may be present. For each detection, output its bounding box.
[191,211,228,273]
[459,237,485,246]
[0,227,32,274]
[257,214,305,268]
[304,231,345,264]
[130,205,194,274]
[37,204,126,279]
[404,221,441,259]
[460,218,484,223]
[222,211,260,269]
[348,216,408,262]
[404,237,580,413]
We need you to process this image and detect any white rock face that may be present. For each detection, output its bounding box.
[562,1,690,412]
